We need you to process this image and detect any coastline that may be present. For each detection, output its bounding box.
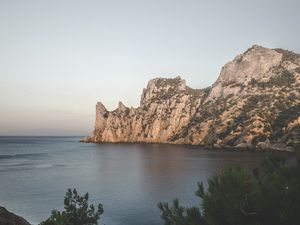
[80,136,296,152]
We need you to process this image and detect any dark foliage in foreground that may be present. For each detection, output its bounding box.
[39,189,103,225]
[158,149,300,225]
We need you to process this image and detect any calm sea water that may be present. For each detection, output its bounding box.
[0,136,269,225]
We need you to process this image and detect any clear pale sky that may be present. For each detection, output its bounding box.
[0,0,299,135]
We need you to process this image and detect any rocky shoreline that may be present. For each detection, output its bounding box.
[80,137,295,152]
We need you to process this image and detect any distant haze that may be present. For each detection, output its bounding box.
[0,0,299,136]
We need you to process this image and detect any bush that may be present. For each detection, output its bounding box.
[158,199,204,225]
[271,104,300,140]
[256,70,295,88]
[40,189,103,225]
[158,154,300,225]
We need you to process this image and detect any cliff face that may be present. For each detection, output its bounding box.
[84,45,300,151]
[90,76,205,143]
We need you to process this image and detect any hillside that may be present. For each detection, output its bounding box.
[82,45,300,151]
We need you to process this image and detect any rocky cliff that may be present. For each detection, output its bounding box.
[0,207,31,225]
[83,45,300,151]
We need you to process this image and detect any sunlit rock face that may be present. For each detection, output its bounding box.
[84,45,300,151]
[207,45,283,100]
[91,76,205,143]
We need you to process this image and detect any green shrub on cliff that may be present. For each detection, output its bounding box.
[39,189,103,225]
[158,154,300,225]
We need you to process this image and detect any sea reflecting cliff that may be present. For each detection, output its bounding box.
[0,137,268,225]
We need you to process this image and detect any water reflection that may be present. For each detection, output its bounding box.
[0,138,270,225]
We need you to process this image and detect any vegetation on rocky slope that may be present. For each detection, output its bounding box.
[85,45,300,151]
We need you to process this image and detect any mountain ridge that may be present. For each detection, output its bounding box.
[82,45,300,151]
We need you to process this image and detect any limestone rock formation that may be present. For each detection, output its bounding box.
[89,76,205,143]
[83,45,300,151]
[0,207,31,225]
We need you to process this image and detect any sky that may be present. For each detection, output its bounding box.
[0,0,299,136]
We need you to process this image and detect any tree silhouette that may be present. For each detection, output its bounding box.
[40,188,103,225]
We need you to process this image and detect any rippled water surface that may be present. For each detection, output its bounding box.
[0,137,269,225]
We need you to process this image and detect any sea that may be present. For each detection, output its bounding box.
[0,136,270,225]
